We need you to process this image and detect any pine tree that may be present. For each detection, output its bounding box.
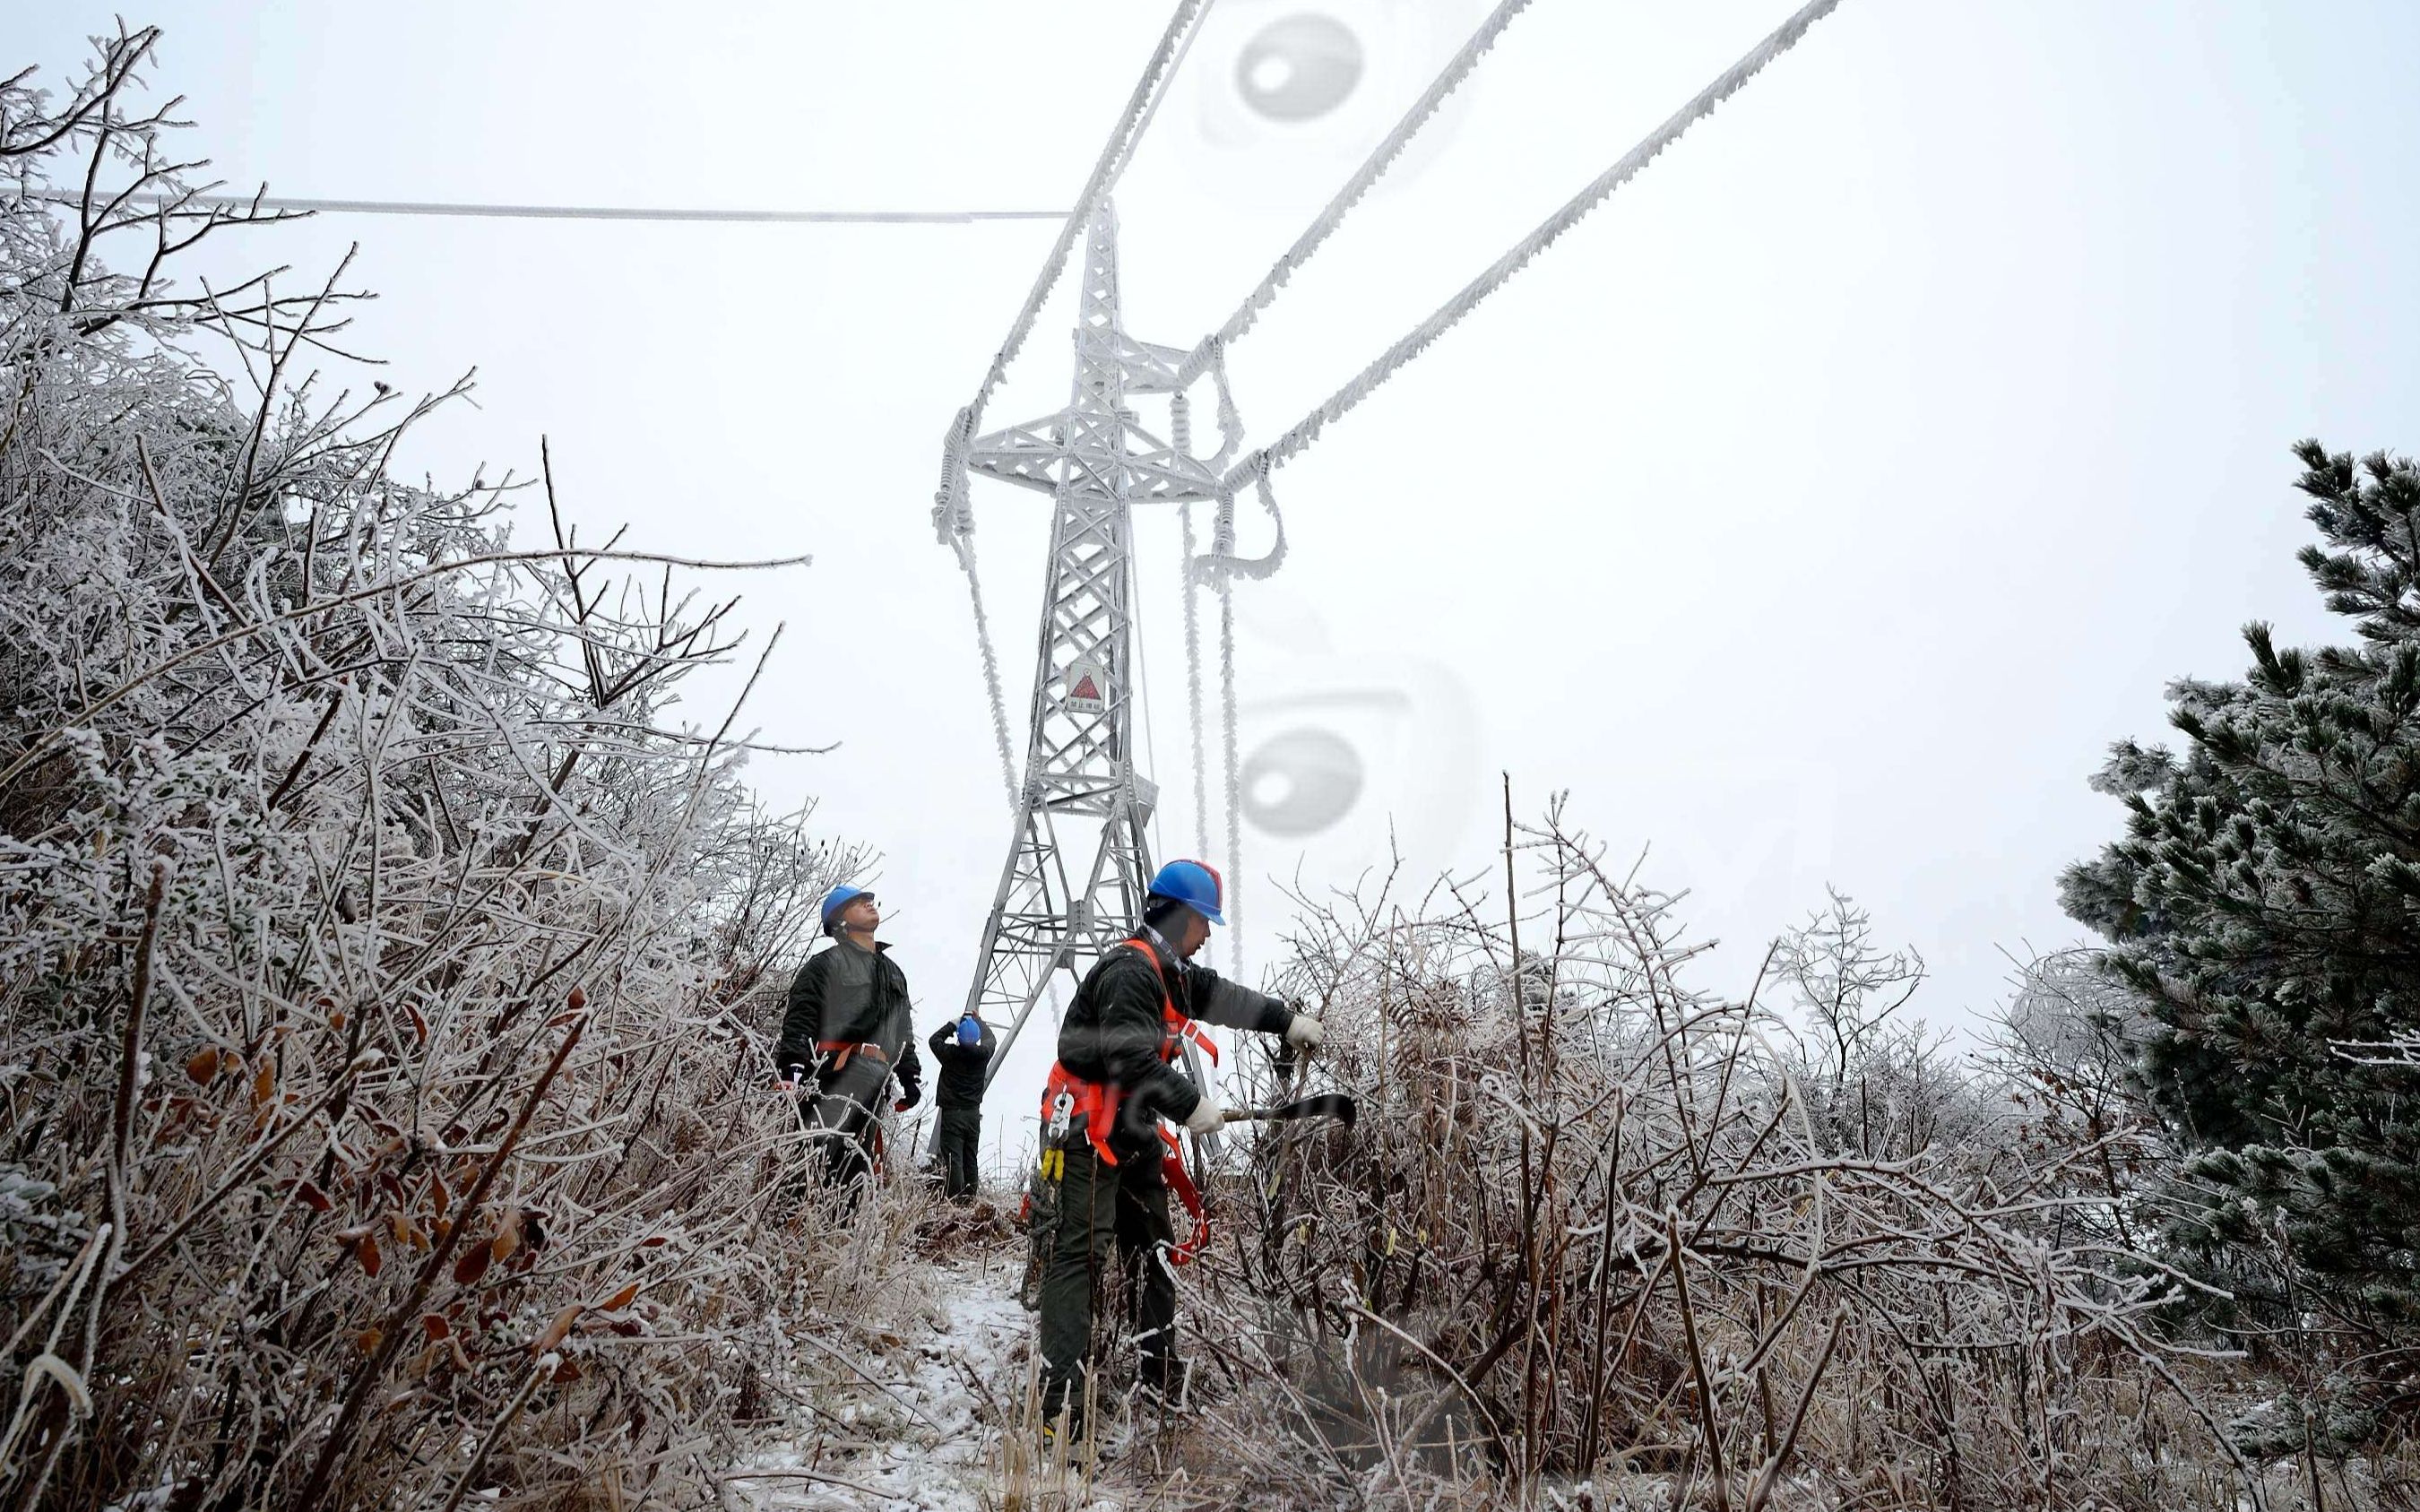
[2062,442,2420,1384]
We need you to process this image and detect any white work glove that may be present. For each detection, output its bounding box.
[1181,1100,1225,1136]
[1283,1014,1325,1051]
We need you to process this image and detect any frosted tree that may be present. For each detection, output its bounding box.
[2062,440,2420,1438]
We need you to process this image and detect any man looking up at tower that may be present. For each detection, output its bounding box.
[777,886,921,1201]
[1034,860,1324,1436]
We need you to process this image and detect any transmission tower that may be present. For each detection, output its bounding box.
[956,200,1223,1092]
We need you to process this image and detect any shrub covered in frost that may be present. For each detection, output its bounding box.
[0,27,873,1510]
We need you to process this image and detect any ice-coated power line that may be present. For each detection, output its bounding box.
[32,189,1066,225]
[1172,0,1538,389]
[938,0,1855,1081]
[959,0,1213,433]
[1223,0,1847,494]
[930,0,1216,834]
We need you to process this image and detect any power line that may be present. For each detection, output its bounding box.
[1223,0,1847,495]
[33,189,1067,225]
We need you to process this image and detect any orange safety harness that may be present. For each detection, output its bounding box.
[1039,938,1218,1263]
[814,1038,889,1072]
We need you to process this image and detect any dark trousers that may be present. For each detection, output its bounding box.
[937,1106,982,1200]
[1036,1127,1178,1422]
[799,1059,884,1197]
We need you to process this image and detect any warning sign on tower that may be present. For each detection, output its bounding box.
[1063,658,1107,716]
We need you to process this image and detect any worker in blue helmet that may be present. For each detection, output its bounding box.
[1033,859,1324,1437]
[776,885,922,1203]
[927,1007,997,1203]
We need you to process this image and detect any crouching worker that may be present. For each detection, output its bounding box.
[1034,860,1323,1438]
[776,886,921,1205]
[929,1009,996,1201]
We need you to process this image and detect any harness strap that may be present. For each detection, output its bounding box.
[1041,1061,1127,1169]
[1036,938,1218,1263]
[817,1038,889,1073]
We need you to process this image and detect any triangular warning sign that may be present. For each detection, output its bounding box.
[1064,658,1108,713]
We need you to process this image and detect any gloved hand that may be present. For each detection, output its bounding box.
[895,1082,922,1112]
[1181,1100,1224,1136]
[1283,1013,1325,1051]
[776,1062,808,1092]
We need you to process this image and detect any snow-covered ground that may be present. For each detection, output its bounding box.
[727,1223,1043,1512]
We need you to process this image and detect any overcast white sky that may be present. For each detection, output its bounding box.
[22,1,2420,1163]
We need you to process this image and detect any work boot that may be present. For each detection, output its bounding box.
[1038,1386,1085,1450]
[1040,1402,1119,1465]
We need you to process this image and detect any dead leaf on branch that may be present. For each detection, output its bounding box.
[533,1304,583,1355]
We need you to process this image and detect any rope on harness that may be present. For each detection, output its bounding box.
[1223,0,1848,495]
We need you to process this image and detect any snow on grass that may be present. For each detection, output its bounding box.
[728,1212,1050,1512]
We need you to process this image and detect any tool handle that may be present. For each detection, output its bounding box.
[1221,1093,1358,1128]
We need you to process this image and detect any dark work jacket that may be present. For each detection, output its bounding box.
[928,1018,997,1110]
[1056,926,1292,1143]
[776,942,921,1097]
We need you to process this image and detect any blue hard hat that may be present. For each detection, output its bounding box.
[1146,859,1224,926]
[820,885,871,929]
[955,1014,982,1047]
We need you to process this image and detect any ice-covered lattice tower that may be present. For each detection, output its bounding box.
[954,200,1224,1088]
